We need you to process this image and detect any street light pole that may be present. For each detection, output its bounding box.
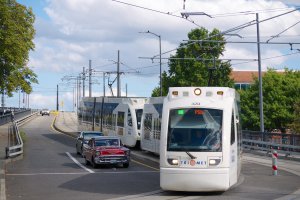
[140,30,162,96]
[256,13,264,133]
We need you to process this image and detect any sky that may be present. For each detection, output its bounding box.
[4,0,300,111]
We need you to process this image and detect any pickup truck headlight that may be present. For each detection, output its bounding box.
[95,151,101,156]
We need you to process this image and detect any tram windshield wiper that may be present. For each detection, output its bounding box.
[186,151,197,159]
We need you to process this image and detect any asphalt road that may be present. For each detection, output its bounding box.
[5,115,300,200]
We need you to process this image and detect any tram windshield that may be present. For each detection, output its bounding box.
[135,109,143,130]
[167,108,222,152]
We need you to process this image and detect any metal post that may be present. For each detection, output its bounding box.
[76,78,78,111]
[159,35,162,96]
[89,60,92,97]
[82,67,85,97]
[256,13,264,132]
[117,50,120,97]
[73,87,75,112]
[103,72,106,97]
[272,150,278,176]
[56,84,59,111]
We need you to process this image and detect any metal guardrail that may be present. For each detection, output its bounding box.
[0,108,32,126]
[242,130,300,159]
[6,112,38,158]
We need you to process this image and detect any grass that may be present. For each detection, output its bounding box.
[19,131,26,143]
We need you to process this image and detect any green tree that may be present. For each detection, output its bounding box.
[0,0,37,97]
[289,99,300,134]
[240,69,300,132]
[152,27,234,97]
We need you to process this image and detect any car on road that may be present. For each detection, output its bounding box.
[84,136,130,168]
[40,109,50,116]
[76,131,104,155]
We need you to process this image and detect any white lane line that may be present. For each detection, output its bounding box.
[66,152,95,173]
[6,172,89,176]
[6,171,158,176]
[105,190,164,200]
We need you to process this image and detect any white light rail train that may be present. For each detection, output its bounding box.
[78,97,146,147]
[159,87,242,192]
[78,87,242,192]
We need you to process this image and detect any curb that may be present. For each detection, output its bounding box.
[51,115,78,139]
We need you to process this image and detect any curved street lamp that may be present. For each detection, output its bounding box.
[139,30,162,96]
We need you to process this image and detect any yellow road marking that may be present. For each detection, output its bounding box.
[131,159,159,171]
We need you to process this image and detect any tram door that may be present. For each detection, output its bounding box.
[229,107,238,186]
[152,114,161,154]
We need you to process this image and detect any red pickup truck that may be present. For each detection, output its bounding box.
[84,136,130,168]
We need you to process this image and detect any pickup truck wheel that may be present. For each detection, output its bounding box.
[123,163,129,168]
[76,145,80,155]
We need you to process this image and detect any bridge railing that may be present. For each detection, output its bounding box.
[6,111,38,158]
[242,130,300,158]
[0,108,33,126]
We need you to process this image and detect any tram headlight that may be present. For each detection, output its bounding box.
[194,88,201,96]
[208,158,221,166]
[167,158,179,165]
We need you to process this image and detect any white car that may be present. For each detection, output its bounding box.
[40,109,50,116]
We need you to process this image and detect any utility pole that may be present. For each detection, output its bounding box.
[103,73,106,97]
[56,84,59,111]
[256,13,264,133]
[89,60,92,97]
[82,67,85,97]
[117,50,121,97]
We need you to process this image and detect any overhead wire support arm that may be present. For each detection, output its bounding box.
[150,8,299,59]
[266,20,300,43]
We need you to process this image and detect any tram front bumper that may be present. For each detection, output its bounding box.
[160,167,230,192]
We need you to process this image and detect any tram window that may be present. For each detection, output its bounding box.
[127,109,132,127]
[136,109,143,130]
[231,111,235,145]
[112,114,116,130]
[167,108,222,152]
[143,114,152,140]
[117,112,125,127]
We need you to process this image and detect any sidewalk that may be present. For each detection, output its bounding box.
[52,111,79,138]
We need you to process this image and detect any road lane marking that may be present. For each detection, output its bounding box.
[105,190,164,200]
[6,172,89,176]
[6,171,158,176]
[131,159,159,171]
[66,152,95,173]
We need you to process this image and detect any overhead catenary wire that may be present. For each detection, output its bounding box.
[266,20,300,43]
[150,9,299,59]
[111,0,202,27]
